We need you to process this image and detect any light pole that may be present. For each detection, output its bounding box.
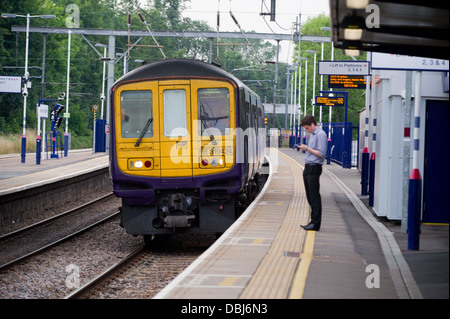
[296,57,308,145]
[116,52,128,75]
[95,43,108,120]
[320,42,324,124]
[1,13,55,163]
[285,67,295,132]
[306,50,317,117]
[303,58,308,149]
[321,26,334,165]
[64,30,71,157]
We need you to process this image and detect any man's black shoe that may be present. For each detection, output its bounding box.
[301,223,320,231]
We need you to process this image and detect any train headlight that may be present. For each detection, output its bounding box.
[135,160,143,168]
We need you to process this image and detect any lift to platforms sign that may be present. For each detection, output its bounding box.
[319,61,371,76]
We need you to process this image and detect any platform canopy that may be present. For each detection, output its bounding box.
[329,0,449,59]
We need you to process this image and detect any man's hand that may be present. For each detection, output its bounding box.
[294,144,307,151]
[298,144,308,151]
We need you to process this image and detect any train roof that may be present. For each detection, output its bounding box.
[113,59,247,88]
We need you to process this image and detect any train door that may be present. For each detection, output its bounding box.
[114,82,161,178]
[158,82,193,179]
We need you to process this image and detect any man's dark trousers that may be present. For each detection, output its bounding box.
[303,164,323,228]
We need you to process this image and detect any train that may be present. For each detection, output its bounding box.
[109,59,267,243]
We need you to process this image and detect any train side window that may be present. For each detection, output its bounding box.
[120,90,153,138]
[258,106,263,128]
[198,88,230,135]
[246,102,251,129]
[244,91,250,129]
[252,100,257,128]
[164,89,187,137]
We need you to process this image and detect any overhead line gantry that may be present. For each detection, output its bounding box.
[10,25,330,153]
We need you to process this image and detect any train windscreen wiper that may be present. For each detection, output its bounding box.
[199,103,229,145]
[135,118,153,147]
[199,115,229,122]
[199,115,229,145]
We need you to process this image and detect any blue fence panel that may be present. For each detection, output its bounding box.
[95,119,106,152]
[322,122,358,168]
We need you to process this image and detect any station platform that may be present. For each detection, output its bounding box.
[0,149,108,196]
[155,148,448,300]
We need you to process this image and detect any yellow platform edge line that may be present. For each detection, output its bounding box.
[288,230,316,299]
[278,151,317,300]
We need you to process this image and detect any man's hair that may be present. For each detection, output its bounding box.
[300,115,317,127]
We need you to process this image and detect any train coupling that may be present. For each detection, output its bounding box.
[164,214,196,228]
[157,193,197,229]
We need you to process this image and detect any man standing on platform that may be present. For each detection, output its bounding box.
[295,115,328,231]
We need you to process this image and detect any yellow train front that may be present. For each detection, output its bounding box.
[110,59,266,241]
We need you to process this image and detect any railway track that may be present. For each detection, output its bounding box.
[65,233,216,299]
[0,192,119,270]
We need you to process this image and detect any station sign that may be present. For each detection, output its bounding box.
[371,53,449,71]
[315,96,345,107]
[38,104,49,119]
[319,61,371,76]
[269,128,280,137]
[0,75,22,93]
[328,75,366,89]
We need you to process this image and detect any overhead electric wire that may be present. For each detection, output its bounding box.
[170,6,211,40]
[132,1,214,60]
[228,7,264,66]
[137,11,167,59]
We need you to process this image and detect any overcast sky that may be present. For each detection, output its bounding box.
[182,0,330,63]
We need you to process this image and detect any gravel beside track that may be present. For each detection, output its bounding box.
[0,216,141,299]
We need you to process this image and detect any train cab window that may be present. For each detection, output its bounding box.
[120,90,153,138]
[198,88,230,135]
[164,89,187,137]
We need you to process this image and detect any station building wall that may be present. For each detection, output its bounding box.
[362,70,448,222]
